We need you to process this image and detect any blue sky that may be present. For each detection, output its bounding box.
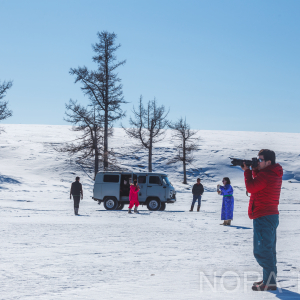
[0,0,299,132]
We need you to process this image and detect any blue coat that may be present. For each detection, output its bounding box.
[219,184,234,220]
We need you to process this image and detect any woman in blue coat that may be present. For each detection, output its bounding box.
[217,177,234,226]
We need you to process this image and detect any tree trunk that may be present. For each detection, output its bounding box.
[94,149,99,180]
[103,40,109,170]
[104,106,108,170]
[149,127,153,172]
[183,137,187,184]
[93,127,99,180]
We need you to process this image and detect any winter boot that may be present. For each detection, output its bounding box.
[252,282,277,291]
[74,208,79,215]
[227,220,231,226]
[253,280,263,286]
[134,206,139,214]
[189,205,194,212]
[128,208,132,214]
[197,205,200,212]
[220,221,226,225]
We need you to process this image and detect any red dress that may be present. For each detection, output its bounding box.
[129,185,139,209]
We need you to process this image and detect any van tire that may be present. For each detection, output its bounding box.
[117,203,124,210]
[104,197,118,210]
[159,202,166,211]
[147,198,161,211]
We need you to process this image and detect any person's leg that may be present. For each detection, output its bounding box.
[128,200,134,209]
[263,215,279,285]
[73,195,80,215]
[134,199,139,213]
[253,215,279,286]
[229,197,234,221]
[128,200,134,213]
[190,195,196,211]
[197,196,201,211]
[220,198,226,224]
[273,221,278,278]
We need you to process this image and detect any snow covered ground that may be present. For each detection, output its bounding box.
[1,124,300,299]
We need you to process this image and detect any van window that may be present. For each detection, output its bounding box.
[138,176,146,184]
[149,176,161,185]
[103,175,119,183]
[162,176,171,185]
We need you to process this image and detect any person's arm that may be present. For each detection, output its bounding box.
[192,184,195,194]
[70,184,72,199]
[252,168,259,178]
[219,186,225,195]
[200,184,204,195]
[223,185,233,195]
[244,169,267,193]
[80,183,83,200]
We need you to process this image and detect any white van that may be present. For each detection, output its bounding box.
[92,171,176,211]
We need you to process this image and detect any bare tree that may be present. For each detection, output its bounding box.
[70,31,126,170]
[57,99,105,180]
[124,96,169,172]
[0,80,13,124]
[168,117,199,184]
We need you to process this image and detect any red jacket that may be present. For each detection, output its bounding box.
[129,185,139,202]
[244,164,283,219]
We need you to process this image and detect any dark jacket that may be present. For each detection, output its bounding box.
[71,181,83,196]
[192,183,204,195]
[244,164,283,220]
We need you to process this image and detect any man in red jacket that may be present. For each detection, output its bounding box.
[242,149,283,291]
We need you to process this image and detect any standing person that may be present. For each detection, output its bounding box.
[190,178,204,212]
[128,179,140,214]
[242,149,283,291]
[217,177,234,225]
[70,177,83,215]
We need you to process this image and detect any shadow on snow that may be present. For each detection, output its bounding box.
[269,288,300,299]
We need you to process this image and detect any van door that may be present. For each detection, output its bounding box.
[147,175,166,202]
[102,174,120,201]
[137,174,147,203]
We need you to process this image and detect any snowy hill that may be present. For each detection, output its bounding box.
[1,124,300,299]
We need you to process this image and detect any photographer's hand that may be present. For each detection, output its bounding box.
[241,162,249,171]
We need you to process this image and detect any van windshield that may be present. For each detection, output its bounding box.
[162,176,171,186]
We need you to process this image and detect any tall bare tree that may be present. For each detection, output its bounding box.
[70,31,126,170]
[168,117,199,184]
[0,80,13,126]
[57,99,105,179]
[124,96,169,172]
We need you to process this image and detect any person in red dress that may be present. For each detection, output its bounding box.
[128,179,140,214]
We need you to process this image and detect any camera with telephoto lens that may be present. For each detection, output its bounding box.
[230,157,259,168]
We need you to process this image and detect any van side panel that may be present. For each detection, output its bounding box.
[94,174,103,200]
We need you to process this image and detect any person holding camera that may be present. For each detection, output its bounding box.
[189,178,204,212]
[242,149,283,291]
[217,177,234,226]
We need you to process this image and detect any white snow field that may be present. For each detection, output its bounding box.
[1,124,300,300]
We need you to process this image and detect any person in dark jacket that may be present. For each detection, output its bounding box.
[70,177,83,215]
[190,178,204,212]
[242,149,283,291]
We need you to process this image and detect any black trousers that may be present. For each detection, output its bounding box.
[73,195,80,208]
